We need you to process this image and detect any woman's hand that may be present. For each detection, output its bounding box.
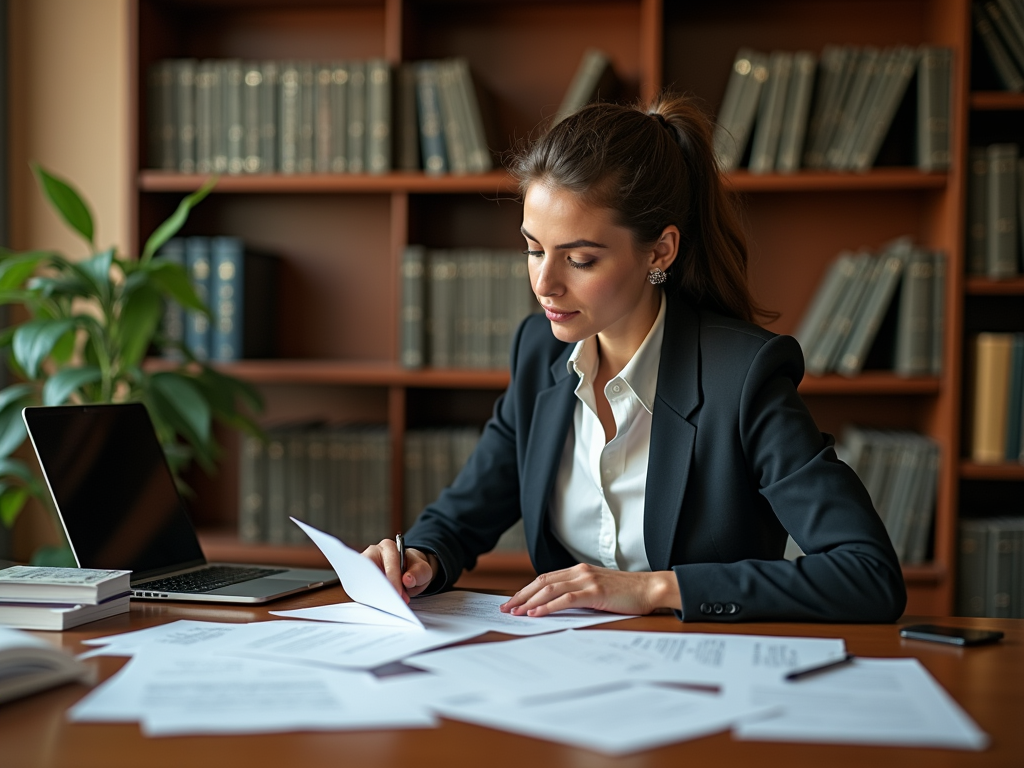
[361,540,437,603]
[500,564,681,617]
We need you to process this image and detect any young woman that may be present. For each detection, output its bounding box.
[363,95,907,623]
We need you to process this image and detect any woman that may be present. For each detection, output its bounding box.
[364,95,907,623]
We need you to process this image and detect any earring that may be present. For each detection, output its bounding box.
[648,268,667,285]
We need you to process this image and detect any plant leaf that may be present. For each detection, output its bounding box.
[0,407,28,458]
[30,544,77,567]
[0,456,39,484]
[0,252,50,290]
[12,318,77,378]
[50,327,78,364]
[42,365,103,406]
[141,177,218,263]
[75,247,115,300]
[150,372,211,444]
[32,164,94,247]
[144,387,216,473]
[118,285,163,368]
[0,486,29,528]
[146,260,208,313]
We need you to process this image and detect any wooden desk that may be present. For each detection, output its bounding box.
[3,586,1021,768]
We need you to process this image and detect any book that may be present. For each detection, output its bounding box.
[749,51,793,174]
[0,566,129,604]
[307,428,329,533]
[793,253,858,363]
[184,236,212,361]
[805,251,874,375]
[278,60,300,173]
[437,59,469,174]
[850,46,919,172]
[259,60,278,173]
[148,59,177,170]
[930,250,946,376]
[330,61,349,173]
[210,237,278,361]
[394,62,421,172]
[1005,333,1024,461]
[415,61,447,175]
[0,594,130,631]
[987,519,1016,617]
[238,433,267,544]
[194,60,217,174]
[453,57,493,173]
[156,237,186,360]
[802,45,847,168]
[894,248,934,377]
[241,60,263,173]
[265,430,288,545]
[346,60,367,174]
[285,427,309,544]
[174,59,197,173]
[314,62,334,173]
[968,147,989,275]
[553,48,618,125]
[806,46,859,169]
[834,47,892,170]
[970,332,1014,463]
[825,46,880,170]
[223,59,244,174]
[973,1,1024,91]
[0,626,93,704]
[958,519,990,616]
[714,48,769,172]
[400,245,427,369]
[775,51,816,173]
[986,143,1020,278]
[986,0,1024,75]
[366,58,392,174]
[917,47,952,172]
[297,61,315,173]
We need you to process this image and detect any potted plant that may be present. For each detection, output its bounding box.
[0,165,262,564]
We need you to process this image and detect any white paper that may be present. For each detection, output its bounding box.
[68,651,435,736]
[436,682,774,755]
[273,591,633,636]
[290,518,422,627]
[77,620,249,659]
[734,657,989,750]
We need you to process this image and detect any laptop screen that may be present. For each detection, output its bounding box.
[23,404,206,580]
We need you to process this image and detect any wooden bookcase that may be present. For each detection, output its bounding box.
[130,0,985,612]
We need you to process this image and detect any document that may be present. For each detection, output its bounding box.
[273,591,634,636]
[78,620,248,658]
[68,651,435,737]
[291,518,422,627]
[733,657,989,750]
[435,682,774,755]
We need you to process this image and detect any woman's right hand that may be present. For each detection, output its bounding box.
[361,540,437,603]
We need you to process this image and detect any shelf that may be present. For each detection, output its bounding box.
[138,170,518,195]
[965,276,1024,295]
[960,461,1024,481]
[723,169,947,193]
[970,91,1024,111]
[798,373,941,395]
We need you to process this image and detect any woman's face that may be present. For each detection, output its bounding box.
[522,183,673,349]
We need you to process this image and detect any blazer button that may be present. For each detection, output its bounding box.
[726,603,739,614]
[700,603,712,614]
[713,603,724,614]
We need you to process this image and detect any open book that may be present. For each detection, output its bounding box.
[0,626,94,705]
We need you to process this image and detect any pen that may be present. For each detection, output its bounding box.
[396,532,405,574]
[784,653,855,682]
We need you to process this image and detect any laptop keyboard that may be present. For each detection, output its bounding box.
[139,565,288,594]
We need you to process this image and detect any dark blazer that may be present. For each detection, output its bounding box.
[406,294,907,623]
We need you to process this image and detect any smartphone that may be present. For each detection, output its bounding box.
[899,624,1004,646]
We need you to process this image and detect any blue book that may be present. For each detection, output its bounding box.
[1006,333,1024,461]
[210,236,279,361]
[415,61,448,175]
[184,237,212,361]
[155,237,186,360]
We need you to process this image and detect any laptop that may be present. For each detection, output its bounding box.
[22,403,339,604]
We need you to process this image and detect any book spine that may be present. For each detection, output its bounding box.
[429,250,457,367]
[958,520,989,616]
[194,60,213,174]
[346,60,366,174]
[156,238,186,361]
[400,245,426,369]
[298,61,315,174]
[223,59,244,174]
[416,61,448,175]
[366,59,392,174]
[749,51,793,174]
[395,62,421,172]
[986,1,1024,73]
[974,2,1024,91]
[851,47,919,172]
[930,250,946,376]
[259,61,278,173]
[917,47,952,171]
[175,59,196,173]
[837,47,891,171]
[554,48,613,124]
[716,49,768,171]
[211,61,227,173]
[793,253,856,360]
[802,45,845,168]
[184,237,212,361]
[314,63,334,173]
[278,61,300,174]
[331,61,349,173]
[894,248,934,377]
[971,333,1014,463]
[307,427,328,532]
[806,252,874,375]
[265,429,287,545]
[826,47,880,170]
[986,143,1020,278]
[775,51,816,174]
[238,433,267,543]
[285,428,308,544]
[1004,333,1024,461]
[242,61,263,173]
[987,520,1015,617]
[436,59,468,174]
[211,236,244,362]
[968,148,989,275]
[836,245,906,376]
[149,60,177,170]
[453,58,492,172]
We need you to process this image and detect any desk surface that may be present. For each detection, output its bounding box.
[2,586,1022,768]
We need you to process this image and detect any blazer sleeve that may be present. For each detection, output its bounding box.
[401,320,531,594]
[673,334,908,623]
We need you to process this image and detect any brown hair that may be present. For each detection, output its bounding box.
[512,94,772,324]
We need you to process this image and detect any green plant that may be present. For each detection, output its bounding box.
[0,165,263,563]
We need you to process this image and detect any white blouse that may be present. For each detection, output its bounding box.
[549,293,666,572]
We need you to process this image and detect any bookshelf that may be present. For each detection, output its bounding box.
[131,0,978,613]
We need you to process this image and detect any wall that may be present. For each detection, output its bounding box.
[7,0,129,558]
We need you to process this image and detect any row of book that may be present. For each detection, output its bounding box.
[967,333,1024,465]
[713,45,951,174]
[157,236,278,362]
[147,57,492,176]
[958,517,1024,618]
[400,246,540,370]
[837,427,939,566]
[0,566,129,631]
[794,238,946,378]
[238,424,527,553]
[972,0,1024,92]
[967,143,1024,279]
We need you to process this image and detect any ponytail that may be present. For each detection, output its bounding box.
[512,94,773,324]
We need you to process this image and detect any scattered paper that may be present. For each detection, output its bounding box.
[78,620,253,659]
[734,657,989,750]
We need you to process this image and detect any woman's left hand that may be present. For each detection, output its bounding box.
[499,564,682,617]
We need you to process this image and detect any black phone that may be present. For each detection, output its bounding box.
[899,624,1004,646]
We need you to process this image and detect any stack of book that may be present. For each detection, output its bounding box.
[0,626,93,704]
[713,45,951,173]
[794,238,946,378]
[967,143,1024,279]
[404,427,526,553]
[0,566,130,631]
[972,0,1024,92]
[400,246,540,369]
[966,333,1024,464]
[837,427,940,565]
[239,424,391,549]
[148,57,492,176]
[958,517,1024,618]
[156,236,279,362]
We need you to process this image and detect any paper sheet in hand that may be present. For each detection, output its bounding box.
[734,657,989,750]
[273,591,634,636]
[68,651,435,736]
[290,518,421,627]
[436,682,774,755]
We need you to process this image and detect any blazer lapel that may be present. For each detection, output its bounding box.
[644,298,701,571]
[521,349,578,571]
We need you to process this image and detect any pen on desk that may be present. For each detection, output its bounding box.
[396,532,405,574]
[784,653,855,682]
